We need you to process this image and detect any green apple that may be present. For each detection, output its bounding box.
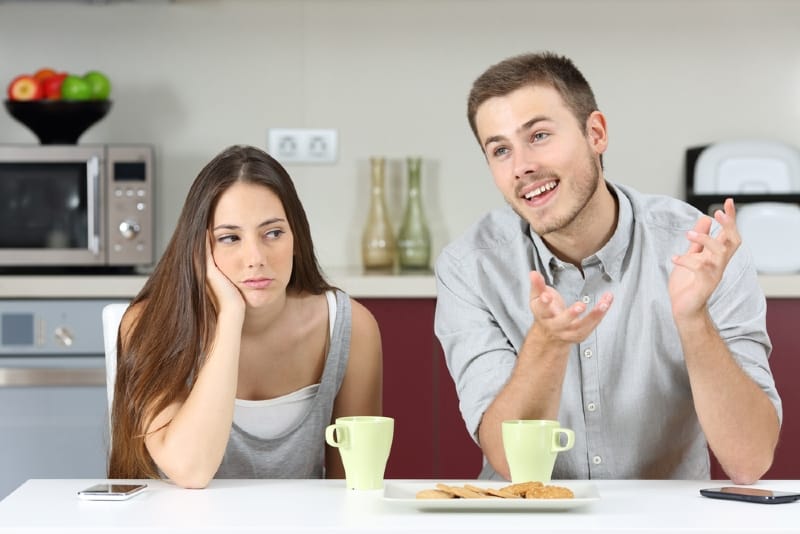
[83,70,111,100]
[61,75,92,101]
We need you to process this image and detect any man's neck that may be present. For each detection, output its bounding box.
[541,181,619,268]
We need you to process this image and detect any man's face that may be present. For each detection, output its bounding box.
[475,84,606,237]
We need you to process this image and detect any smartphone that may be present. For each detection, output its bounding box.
[77,483,148,501]
[700,486,800,505]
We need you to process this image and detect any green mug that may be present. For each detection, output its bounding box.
[325,416,394,490]
[502,419,575,483]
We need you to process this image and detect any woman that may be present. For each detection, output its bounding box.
[108,145,383,488]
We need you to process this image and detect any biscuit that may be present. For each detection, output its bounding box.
[415,489,455,499]
[435,483,490,499]
[524,485,575,499]
[500,481,544,496]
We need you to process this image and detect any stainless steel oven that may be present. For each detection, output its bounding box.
[0,145,154,273]
[0,299,123,499]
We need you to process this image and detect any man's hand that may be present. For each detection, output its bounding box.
[669,198,741,321]
[528,271,613,347]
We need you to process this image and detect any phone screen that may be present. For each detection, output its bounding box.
[700,486,800,504]
[77,483,147,500]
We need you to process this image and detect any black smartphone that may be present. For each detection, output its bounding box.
[77,483,148,501]
[700,486,800,504]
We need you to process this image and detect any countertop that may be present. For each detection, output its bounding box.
[2,478,799,533]
[0,269,799,299]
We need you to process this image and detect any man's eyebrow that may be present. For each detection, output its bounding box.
[482,115,551,150]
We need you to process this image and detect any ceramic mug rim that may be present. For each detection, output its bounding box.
[335,416,394,424]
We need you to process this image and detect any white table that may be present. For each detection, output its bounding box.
[1,479,799,533]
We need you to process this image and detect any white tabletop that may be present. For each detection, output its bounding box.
[1,479,799,533]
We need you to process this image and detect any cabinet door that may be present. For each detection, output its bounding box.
[358,298,482,479]
[710,298,800,479]
[434,340,483,478]
[358,298,436,478]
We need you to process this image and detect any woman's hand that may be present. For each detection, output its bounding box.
[205,232,245,317]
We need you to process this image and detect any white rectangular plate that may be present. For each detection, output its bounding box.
[383,480,600,511]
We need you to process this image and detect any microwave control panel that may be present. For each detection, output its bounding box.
[106,146,154,266]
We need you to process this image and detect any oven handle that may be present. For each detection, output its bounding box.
[0,367,105,387]
[86,156,101,256]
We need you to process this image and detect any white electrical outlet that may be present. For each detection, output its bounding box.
[267,128,338,164]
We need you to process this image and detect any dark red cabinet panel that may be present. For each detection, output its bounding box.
[711,299,800,479]
[362,297,798,481]
[358,298,481,479]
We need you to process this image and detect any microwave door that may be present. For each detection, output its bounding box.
[0,156,105,266]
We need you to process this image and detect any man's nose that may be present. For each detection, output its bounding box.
[513,145,539,180]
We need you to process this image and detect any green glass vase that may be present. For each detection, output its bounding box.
[397,157,431,271]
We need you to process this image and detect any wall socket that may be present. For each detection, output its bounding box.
[267,128,338,164]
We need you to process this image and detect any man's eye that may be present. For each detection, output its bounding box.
[492,146,509,157]
[532,132,549,142]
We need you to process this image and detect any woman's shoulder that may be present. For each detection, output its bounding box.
[345,295,380,338]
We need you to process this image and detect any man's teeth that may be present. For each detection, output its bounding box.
[524,181,557,199]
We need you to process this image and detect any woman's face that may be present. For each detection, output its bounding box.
[210,181,294,308]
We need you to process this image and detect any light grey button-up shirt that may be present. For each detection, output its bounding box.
[434,182,781,480]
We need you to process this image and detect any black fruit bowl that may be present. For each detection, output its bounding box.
[4,100,112,145]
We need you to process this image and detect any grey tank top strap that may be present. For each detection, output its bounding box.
[216,289,352,478]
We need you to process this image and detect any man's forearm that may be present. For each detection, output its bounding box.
[478,325,571,480]
[677,310,779,484]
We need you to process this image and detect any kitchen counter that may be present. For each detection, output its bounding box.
[0,270,798,299]
[2,478,800,533]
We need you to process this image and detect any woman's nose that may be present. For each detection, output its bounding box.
[245,241,266,268]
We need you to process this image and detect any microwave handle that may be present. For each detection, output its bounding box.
[86,157,101,255]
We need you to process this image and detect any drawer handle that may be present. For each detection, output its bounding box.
[0,367,105,387]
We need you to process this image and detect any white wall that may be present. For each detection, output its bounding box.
[1,0,799,269]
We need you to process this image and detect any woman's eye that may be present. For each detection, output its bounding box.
[265,229,285,240]
[216,234,239,244]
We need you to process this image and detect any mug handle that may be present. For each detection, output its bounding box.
[325,424,344,448]
[551,428,575,452]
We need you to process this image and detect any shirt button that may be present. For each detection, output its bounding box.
[581,295,591,304]
[587,402,596,412]
[593,455,602,465]
[583,348,593,358]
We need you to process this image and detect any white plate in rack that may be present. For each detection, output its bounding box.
[383,480,600,512]
[694,140,800,194]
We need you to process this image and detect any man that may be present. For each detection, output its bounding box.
[434,52,781,484]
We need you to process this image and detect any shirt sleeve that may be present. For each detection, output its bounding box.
[433,248,518,444]
[708,239,783,425]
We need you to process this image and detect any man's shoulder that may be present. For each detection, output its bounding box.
[438,205,528,265]
[618,183,704,232]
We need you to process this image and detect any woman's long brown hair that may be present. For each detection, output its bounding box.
[108,145,332,478]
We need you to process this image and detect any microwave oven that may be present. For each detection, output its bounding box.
[0,144,154,273]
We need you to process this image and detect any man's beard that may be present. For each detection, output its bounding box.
[511,149,602,238]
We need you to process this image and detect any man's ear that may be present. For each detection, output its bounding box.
[585,110,608,156]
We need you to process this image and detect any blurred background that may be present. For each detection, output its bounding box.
[1,0,799,269]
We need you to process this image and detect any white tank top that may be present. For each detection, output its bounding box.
[232,290,337,440]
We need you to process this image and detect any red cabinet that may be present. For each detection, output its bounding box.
[710,299,800,479]
[359,298,481,479]
[362,297,799,481]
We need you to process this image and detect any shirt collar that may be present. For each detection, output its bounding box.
[527,181,633,283]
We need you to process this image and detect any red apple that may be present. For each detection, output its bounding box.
[33,68,57,83]
[7,75,43,101]
[42,72,68,100]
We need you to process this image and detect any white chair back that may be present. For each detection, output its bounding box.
[102,302,129,413]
